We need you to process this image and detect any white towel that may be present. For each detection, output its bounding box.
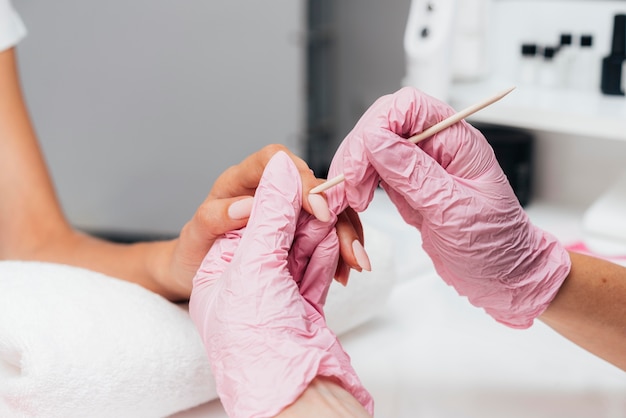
[0,261,216,418]
[0,225,395,418]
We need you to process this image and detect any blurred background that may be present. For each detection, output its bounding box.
[13,0,626,246]
[14,0,411,239]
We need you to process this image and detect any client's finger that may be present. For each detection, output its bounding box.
[208,144,330,221]
[334,208,369,285]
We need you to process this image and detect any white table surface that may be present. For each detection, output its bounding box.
[172,191,626,418]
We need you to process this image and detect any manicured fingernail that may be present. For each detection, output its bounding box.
[335,263,350,286]
[352,240,371,272]
[227,197,254,220]
[307,194,331,222]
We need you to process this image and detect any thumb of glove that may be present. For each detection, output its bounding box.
[362,131,459,226]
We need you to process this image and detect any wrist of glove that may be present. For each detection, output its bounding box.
[330,86,571,329]
[189,152,373,417]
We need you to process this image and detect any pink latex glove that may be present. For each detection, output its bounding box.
[329,86,572,329]
[189,151,373,417]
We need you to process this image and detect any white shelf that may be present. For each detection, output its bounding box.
[449,80,626,142]
[523,201,585,245]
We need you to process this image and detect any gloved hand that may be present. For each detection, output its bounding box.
[329,86,571,329]
[189,151,373,417]
[167,144,365,300]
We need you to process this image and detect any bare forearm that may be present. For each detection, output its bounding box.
[540,251,626,370]
[26,231,189,300]
[0,48,70,255]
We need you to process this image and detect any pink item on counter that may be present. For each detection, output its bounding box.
[566,241,626,264]
[329,86,571,329]
[189,152,373,418]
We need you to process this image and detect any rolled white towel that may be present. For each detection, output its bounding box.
[0,261,216,418]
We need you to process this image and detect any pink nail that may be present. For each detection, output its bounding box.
[228,197,254,220]
[307,194,331,222]
[335,262,350,286]
[352,240,371,272]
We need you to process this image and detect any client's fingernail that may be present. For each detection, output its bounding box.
[352,240,371,272]
[335,262,350,287]
[307,194,331,222]
[227,197,254,220]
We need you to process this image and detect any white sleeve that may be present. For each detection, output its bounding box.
[0,0,27,52]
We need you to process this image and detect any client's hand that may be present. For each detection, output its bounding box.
[330,86,571,328]
[189,151,373,417]
[167,144,366,299]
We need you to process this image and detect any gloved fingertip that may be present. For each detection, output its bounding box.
[253,151,303,218]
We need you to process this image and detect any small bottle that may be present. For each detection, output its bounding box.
[538,46,558,88]
[572,34,599,92]
[556,33,575,88]
[601,14,626,96]
[518,43,538,86]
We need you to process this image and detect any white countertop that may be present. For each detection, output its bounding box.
[450,80,626,142]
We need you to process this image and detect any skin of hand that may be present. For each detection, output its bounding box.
[189,151,373,417]
[167,144,368,300]
[540,251,626,372]
[0,46,366,301]
[329,86,571,329]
